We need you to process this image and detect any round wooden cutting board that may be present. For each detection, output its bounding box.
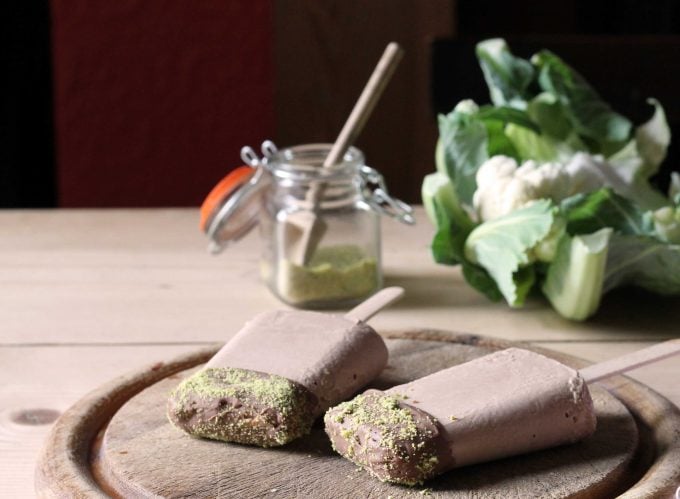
[35,330,680,498]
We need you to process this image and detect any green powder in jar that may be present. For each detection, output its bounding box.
[276,245,378,305]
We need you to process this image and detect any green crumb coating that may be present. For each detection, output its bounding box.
[167,367,318,447]
[277,244,378,304]
[324,391,449,486]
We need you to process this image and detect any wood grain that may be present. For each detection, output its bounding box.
[34,332,680,498]
[35,346,218,498]
[1,341,677,499]
[0,344,203,498]
[3,208,680,345]
[1,208,679,497]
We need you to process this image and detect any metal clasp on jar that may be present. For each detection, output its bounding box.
[205,141,279,254]
[357,165,415,225]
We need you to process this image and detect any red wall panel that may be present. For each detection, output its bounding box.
[50,0,273,207]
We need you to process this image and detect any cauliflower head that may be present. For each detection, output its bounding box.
[473,154,606,221]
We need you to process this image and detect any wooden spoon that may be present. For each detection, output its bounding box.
[285,42,404,266]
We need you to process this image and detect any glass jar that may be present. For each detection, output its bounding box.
[259,144,411,309]
[202,141,413,309]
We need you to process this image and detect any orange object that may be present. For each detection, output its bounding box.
[199,166,255,231]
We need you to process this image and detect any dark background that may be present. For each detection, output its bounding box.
[1,1,54,207]
[3,0,680,207]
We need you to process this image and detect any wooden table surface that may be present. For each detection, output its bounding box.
[2,208,679,498]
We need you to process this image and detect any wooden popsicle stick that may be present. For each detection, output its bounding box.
[344,286,404,323]
[581,339,680,383]
[289,42,404,266]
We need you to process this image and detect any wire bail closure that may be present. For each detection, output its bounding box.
[357,165,415,225]
[206,141,279,254]
[205,142,414,255]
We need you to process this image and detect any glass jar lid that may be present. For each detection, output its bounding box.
[200,143,275,253]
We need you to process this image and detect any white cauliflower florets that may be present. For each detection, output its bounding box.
[473,153,607,221]
[453,99,479,115]
[653,205,680,243]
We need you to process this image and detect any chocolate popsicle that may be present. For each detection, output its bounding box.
[324,348,597,485]
[167,287,402,447]
[326,339,680,485]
